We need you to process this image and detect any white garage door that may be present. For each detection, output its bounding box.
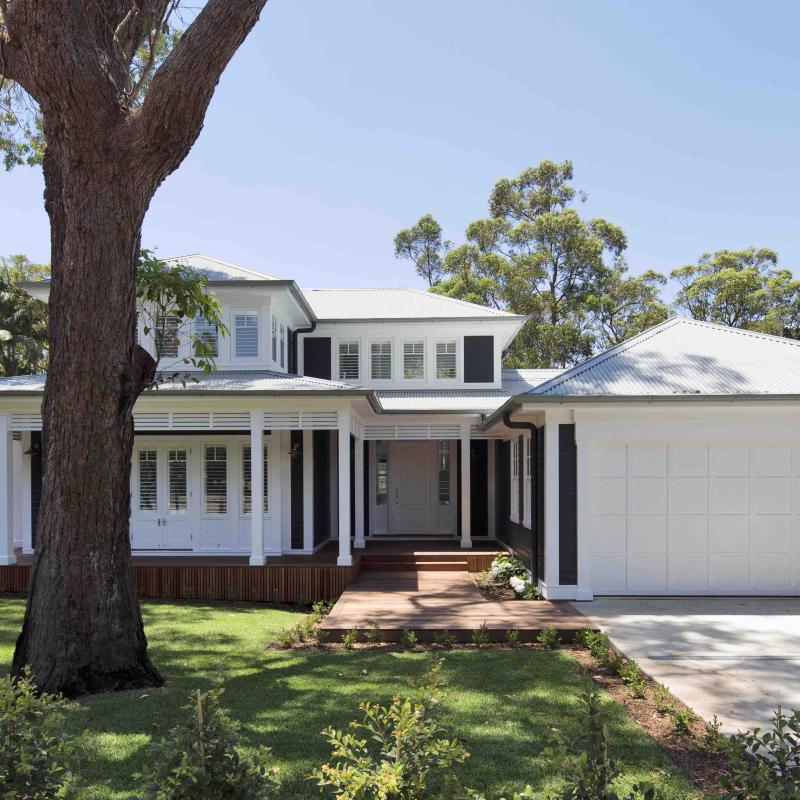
[590,440,800,595]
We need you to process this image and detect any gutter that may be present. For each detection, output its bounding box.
[291,320,317,374]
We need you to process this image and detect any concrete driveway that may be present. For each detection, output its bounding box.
[571,597,800,733]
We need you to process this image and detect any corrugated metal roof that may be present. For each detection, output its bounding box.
[302,287,523,320]
[166,254,279,281]
[530,317,800,396]
[501,368,564,394]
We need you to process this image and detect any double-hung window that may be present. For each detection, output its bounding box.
[204,445,227,514]
[271,316,278,362]
[194,316,219,357]
[338,341,360,381]
[403,341,425,380]
[370,341,392,380]
[436,341,457,379]
[234,310,259,358]
[241,444,269,514]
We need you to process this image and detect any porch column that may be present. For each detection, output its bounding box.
[459,423,471,548]
[574,424,593,600]
[337,412,352,566]
[0,415,16,565]
[302,430,314,551]
[249,411,265,566]
[543,409,569,594]
[353,434,365,549]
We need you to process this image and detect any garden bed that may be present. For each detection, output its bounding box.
[472,552,541,601]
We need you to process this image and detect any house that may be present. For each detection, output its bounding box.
[1,253,800,600]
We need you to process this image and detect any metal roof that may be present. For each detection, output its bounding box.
[301,287,524,321]
[165,254,280,281]
[530,317,800,397]
[501,368,565,394]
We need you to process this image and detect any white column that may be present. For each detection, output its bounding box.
[12,433,23,548]
[266,432,282,555]
[487,440,496,538]
[0,415,16,565]
[337,413,352,566]
[574,423,593,600]
[249,411,265,566]
[543,409,569,595]
[460,423,471,548]
[353,435,365,548]
[302,430,314,551]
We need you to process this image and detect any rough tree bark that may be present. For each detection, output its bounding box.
[1,0,268,696]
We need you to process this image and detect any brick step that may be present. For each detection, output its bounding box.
[361,560,469,572]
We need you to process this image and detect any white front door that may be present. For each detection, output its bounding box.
[131,444,193,550]
[388,441,430,534]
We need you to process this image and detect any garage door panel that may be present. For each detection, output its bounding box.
[629,515,666,553]
[710,443,750,476]
[750,554,791,590]
[709,554,749,591]
[751,443,791,476]
[750,516,790,552]
[711,477,750,515]
[669,478,709,514]
[751,478,791,514]
[792,518,800,551]
[628,477,667,514]
[792,478,800,512]
[591,444,627,477]
[792,445,800,475]
[627,554,667,591]
[592,515,626,553]
[593,556,627,592]
[668,515,708,553]
[591,478,626,515]
[710,516,749,552]
[670,442,709,477]
[668,553,708,591]
[628,443,667,477]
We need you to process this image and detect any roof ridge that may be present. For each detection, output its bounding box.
[166,253,275,280]
[676,316,800,348]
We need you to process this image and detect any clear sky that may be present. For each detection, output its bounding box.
[2,0,799,291]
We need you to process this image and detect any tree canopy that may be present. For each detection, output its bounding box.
[0,254,48,375]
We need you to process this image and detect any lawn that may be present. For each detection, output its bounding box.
[0,597,701,799]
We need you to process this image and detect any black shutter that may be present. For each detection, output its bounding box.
[290,430,304,549]
[463,336,494,383]
[559,424,577,585]
[495,440,510,544]
[470,439,488,535]
[287,328,295,374]
[303,337,331,380]
[517,435,524,522]
[313,430,331,546]
[350,435,355,539]
[30,432,43,551]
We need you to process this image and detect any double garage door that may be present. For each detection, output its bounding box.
[590,439,800,595]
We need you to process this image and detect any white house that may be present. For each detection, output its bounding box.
[2,253,800,600]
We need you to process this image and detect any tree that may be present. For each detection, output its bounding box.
[393,213,451,286]
[2,0,268,696]
[0,255,49,375]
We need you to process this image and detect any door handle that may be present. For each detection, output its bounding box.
[157,518,161,527]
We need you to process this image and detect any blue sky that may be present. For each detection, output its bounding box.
[2,0,799,291]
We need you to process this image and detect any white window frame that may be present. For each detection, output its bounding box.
[194,315,219,358]
[280,322,286,369]
[435,340,458,381]
[240,442,270,517]
[337,340,360,381]
[402,340,425,381]
[203,444,228,515]
[232,308,260,360]
[155,313,182,360]
[369,339,393,381]
[271,315,278,363]
[510,439,519,523]
[523,435,532,526]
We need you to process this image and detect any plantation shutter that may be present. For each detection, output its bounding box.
[168,448,188,512]
[234,313,259,358]
[204,445,227,513]
[370,341,392,380]
[138,450,158,511]
[242,445,269,514]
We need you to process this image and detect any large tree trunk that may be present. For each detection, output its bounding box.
[12,141,161,695]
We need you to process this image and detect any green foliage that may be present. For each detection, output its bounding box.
[136,249,227,385]
[134,688,280,800]
[618,661,646,699]
[0,666,80,800]
[505,628,520,649]
[703,716,724,756]
[576,630,624,676]
[652,685,671,716]
[721,706,800,798]
[393,214,452,286]
[542,688,657,800]
[342,629,359,650]
[276,628,297,649]
[366,620,384,645]
[312,601,334,621]
[536,626,561,650]
[400,629,418,650]
[489,553,529,583]
[0,255,49,376]
[314,659,469,800]
[471,623,490,648]
[669,706,694,738]
[433,630,456,650]
[296,616,317,643]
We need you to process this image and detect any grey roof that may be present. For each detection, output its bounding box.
[166,254,279,281]
[501,368,565,394]
[529,317,800,397]
[302,287,524,321]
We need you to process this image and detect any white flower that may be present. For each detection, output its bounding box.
[509,576,526,595]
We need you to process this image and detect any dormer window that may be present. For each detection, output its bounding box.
[403,341,425,380]
[436,341,457,379]
[194,316,219,357]
[233,309,259,358]
[338,341,360,380]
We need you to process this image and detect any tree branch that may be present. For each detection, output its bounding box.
[131,0,267,180]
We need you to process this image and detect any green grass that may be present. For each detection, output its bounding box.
[0,597,701,799]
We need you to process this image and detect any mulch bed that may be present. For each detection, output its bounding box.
[568,646,731,794]
[471,569,538,601]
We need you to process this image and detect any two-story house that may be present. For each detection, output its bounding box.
[3,253,800,600]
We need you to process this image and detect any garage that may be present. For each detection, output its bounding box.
[589,437,800,595]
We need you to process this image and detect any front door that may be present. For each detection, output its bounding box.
[388,441,430,534]
[132,444,193,550]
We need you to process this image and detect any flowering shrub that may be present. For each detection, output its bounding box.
[490,553,528,583]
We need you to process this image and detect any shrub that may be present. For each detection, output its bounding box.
[315,659,469,800]
[342,628,359,650]
[401,628,418,650]
[574,628,595,649]
[703,715,723,755]
[537,626,561,650]
[490,553,528,583]
[134,688,280,800]
[276,628,297,649]
[471,622,491,647]
[652,684,671,715]
[505,628,520,648]
[365,620,384,645]
[0,667,80,800]
[721,706,800,798]
[619,661,646,699]
[316,628,330,645]
[312,600,333,621]
[296,616,316,643]
[434,630,456,650]
[542,688,656,800]
[670,706,695,737]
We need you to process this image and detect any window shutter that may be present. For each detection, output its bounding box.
[155,314,181,359]
[242,445,269,514]
[436,341,457,379]
[338,341,360,380]
[204,445,227,513]
[403,341,425,379]
[138,450,158,511]
[194,316,219,357]
[370,341,392,380]
[463,335,494,383]
[303,338,332,379]
[168,448,188,512]
[234,313,259,358]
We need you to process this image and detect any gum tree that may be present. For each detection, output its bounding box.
[1,0,268,695]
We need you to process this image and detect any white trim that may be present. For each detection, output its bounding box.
[402,340,426,381]
[231,307,260,361]
[303,429,314,551]
[248,412,265,565]
[354,435,365,548]
[337,412,352,566]
[460,423,471,548]
[336,339,361,383]
[0,415,15,564]
[363,424,462,440]
[434,339,458,381]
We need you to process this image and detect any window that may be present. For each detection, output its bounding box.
[371,341,392,380]
[375,441,388,505]
[280,323,286,369]
[512,440,518,478]
[436,341,457,379]
[437,441,451,505]
[194,316,219,357]
[403,341,425,380]
[204,445,227,513]
[234,311,259,358]
[271,315,278,362]
[241,445,269,514]
[155,314,180,359]
[138,450,158,511]
[338,341,360,380]
[525,437,532,478]
[168,448,188,512]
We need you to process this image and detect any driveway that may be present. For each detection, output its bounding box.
[571,597,800,733]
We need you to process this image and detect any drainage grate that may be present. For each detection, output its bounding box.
[650,655,800,662]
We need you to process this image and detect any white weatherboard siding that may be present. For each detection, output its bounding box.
[583,416,800,596]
